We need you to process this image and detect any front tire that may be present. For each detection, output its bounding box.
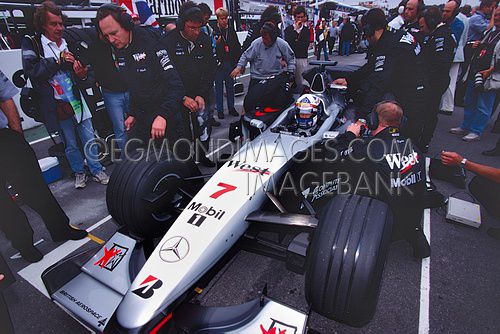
[106,153,202,239]
[305,194,394,327]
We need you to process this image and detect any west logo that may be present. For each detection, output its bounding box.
[227,160,270,175]
[132,275,163,299]
[384,150,419,174]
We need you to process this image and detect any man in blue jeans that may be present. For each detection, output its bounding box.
[88,34,129,152]
[21,1,108,189]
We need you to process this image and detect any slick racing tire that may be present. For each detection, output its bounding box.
[106,152,202,239]
[305,194,394,327]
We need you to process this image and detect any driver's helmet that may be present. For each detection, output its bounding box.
[295,94,322,129]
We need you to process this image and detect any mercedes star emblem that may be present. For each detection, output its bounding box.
[159,236,190,263]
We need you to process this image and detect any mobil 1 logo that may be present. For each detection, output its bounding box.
[186,202,226,227]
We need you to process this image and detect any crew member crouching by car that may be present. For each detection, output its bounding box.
[96,4,185,154]
[326,101,430,259]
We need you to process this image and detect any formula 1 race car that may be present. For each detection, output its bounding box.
[41,61,394,333]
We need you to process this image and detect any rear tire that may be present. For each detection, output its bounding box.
[106,153,202,239]
[305,194,394,327]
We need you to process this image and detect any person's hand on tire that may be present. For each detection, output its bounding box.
[151,115,167,139]
[183,96,198,112]
[125,116,136,131]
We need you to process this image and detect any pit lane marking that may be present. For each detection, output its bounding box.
[418,158,432,334]
[18,214,112,298]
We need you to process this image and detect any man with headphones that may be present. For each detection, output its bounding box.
[333,8,427,148]
[322,101,430,259]
[241,5,282,53]
[402,0,425,38]
[388,0,407,30]
[96,4,185,151]
[418,6,456,151]
[162,1,217,167]
[231,21,296,124]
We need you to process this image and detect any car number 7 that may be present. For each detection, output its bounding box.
[210,182,237,199]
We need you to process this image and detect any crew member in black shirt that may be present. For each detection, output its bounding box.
[284,6,311,92]
[333,8,428,148]
[418,6,456,151]
[163,1,217,167]
[96,4,184,152]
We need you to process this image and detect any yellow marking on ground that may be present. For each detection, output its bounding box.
[87,233,105,244]
[69,224,105,244]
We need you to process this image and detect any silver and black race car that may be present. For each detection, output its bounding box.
[41,62,394,333]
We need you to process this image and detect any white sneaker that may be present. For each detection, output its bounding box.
[75,173,88,189]
[449,127,468,135]
[462,133,480,141]
[92,170,109,185]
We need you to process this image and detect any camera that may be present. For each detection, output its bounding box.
[474,72,484,90]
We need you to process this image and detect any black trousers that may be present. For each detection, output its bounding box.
[0,128,69,251]
[420,93,442,148]
[469,175,500,218]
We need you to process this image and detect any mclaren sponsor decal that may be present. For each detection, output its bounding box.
[187,202,226,220]
[384,150,419,174]
[187,213,207,227]
[391,171,423,188]
[58,290,108,327]
[260,318,298,334]
[132,52,146,62]
[93,243,128,271]
[302,178,339,202]
[159,236,190,262]
[132,275,163,299]
[227,160,271,175]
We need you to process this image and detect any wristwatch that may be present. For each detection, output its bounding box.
[460,158,467,167]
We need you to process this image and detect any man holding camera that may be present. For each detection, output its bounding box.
[450,6,500,141]
[21,0,108,189]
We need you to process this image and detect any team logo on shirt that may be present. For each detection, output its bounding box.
[384,150,419,174]
[132,52,146,62]
[374,55,386,72]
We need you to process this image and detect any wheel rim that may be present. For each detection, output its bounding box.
[147,173,186,222]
